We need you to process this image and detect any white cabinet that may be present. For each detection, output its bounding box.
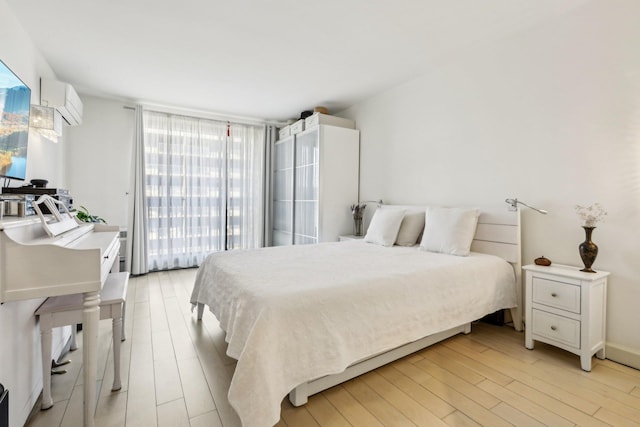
[523,264,609,371]
[273,136,295,246]
[272,124,359,246]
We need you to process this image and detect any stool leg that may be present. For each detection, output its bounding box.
[197,303,205,320]
[40,317,54,410]
[111,314,122,391]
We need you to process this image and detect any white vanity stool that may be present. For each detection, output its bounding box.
[35,271,129,410]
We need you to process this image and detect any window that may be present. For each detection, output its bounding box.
[143,111,265,271]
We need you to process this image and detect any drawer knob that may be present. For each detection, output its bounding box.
[551,293,557,297]
[550,325,557,331]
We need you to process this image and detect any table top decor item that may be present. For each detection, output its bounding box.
[574,203,606,273]
[534,256,552,266]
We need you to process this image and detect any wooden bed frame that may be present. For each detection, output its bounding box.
[288,206,523,406]
[194,206,522,408]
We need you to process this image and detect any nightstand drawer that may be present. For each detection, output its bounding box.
[532,277,581,313]
[532,309,580,348]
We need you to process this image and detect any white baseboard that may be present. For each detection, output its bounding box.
[606,343,640,370]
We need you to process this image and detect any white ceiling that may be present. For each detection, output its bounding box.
[7,0,589,122]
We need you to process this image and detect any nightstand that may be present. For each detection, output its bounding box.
[523,264,609,371]
[338,235,364,242]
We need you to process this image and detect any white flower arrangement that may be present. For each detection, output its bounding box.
[574,203,607,227]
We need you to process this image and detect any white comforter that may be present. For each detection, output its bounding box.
[190,241,517,427]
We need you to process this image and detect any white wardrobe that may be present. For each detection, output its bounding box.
[272,123,359,246]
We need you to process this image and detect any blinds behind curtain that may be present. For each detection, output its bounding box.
[143,110,266,271]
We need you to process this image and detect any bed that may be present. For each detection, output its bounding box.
[190,206,522,427]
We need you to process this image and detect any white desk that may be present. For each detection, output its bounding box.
[0,218,120,427]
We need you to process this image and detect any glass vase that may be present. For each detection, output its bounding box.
[353,217,363,236]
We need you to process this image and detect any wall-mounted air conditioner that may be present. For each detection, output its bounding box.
[40,78,83,126]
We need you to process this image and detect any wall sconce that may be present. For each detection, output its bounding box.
[505,198,548,214]
[30,105,62,141]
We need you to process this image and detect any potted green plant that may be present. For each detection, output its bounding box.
[75,206,106,223]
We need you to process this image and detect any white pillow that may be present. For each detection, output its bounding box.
[420,207,479,256]
[364,208,406,247]
[395,210,426,246]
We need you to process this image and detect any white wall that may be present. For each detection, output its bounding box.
[65,95,133,227]
[342,0,640,367]
[0,1,70,425]
[0,16,65,187]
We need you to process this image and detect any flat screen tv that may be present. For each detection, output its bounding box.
[0,59,31,182]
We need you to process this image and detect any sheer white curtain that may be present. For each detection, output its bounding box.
[127,105,149,275]
[143,111,266,271]
[226,124,267,249]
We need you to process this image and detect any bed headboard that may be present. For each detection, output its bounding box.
[472,207,522,331]
[380,205,521,263]
[471,208,521,264]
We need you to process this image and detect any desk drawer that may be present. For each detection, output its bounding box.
[100,239,120,282]
[532,309,580,348]
[532,277,580,313]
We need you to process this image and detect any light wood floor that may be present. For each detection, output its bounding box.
[26,268,640,427]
